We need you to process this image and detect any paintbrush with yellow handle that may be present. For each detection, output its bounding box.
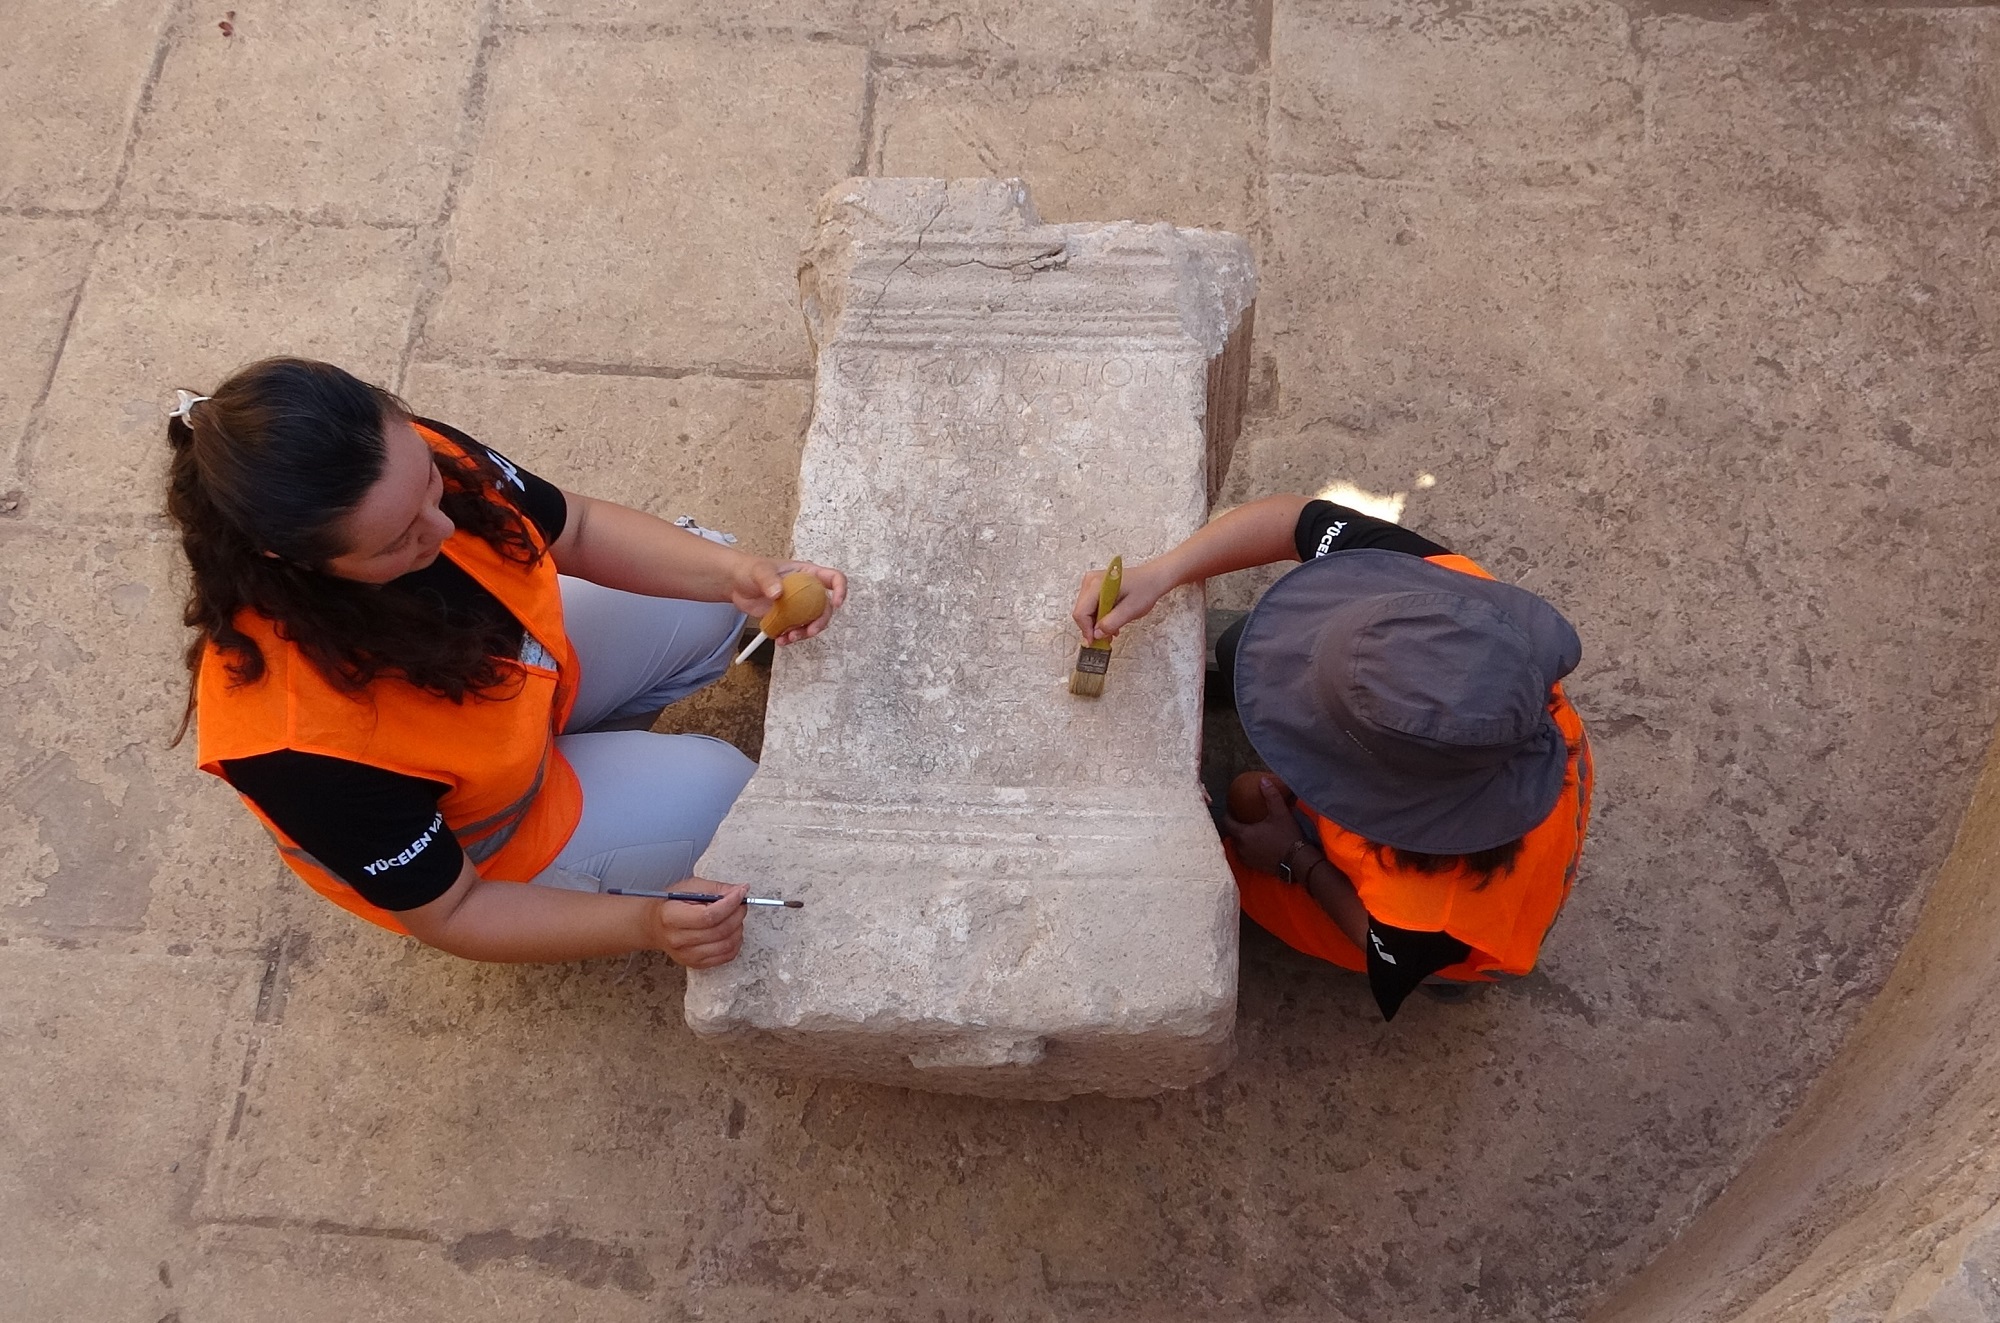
[1069,555,1122,697]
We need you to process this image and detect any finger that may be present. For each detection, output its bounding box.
[825,569,847,607]
[1260,779,1291,814]
[665,888,746,929]
[1071,573,1104,637]
[1095,593,1148,638]
[676,932,744,966]
[676,945,735,970]
[660,900,727,930]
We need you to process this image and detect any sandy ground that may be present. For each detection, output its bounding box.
[3,2,1997,1319]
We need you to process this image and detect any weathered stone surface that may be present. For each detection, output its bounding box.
[1592,716,2000,1323]
[0,219,95,468]
[125,0,485,225]
[424,33,865,373]
[25,218,425,521]
[0,527,281,951]
[400,362,814,559]
[0,947,255,1323]
[683,179,1252,1098]
[0,0,175,210]
[871,67,1266,238]
[1271,0,1641,186]
[502,0,1266,74]
[178,1223,663,1323]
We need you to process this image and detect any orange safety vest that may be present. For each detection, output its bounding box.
[1230,554,1593,979]
[195,424,583,933]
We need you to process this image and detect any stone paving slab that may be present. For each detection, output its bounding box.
[1643,7,2000,224]
[195,928,750,1235]
[0,947,257,1323]
[0,527,281,950]
[424,32,865,373]
[25,218,426,523]
[1271,0,1640,186]
[502,0,1266,74]
[124,0,486,226]
[0,0,175,211]
[871,68,1266,238]
[0,219,95,472]
[177,1223,661,1322]
[401,362,814,558]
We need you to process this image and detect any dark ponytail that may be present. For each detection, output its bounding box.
[1373,838,1526,890]
[166,358,542,743]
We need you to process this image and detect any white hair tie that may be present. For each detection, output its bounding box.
[168,389,212,424]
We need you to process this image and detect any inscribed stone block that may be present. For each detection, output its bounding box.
[400,363,814,560]
[125,0,485,225]
[685,179,1254,1098]
[425,34,865,373]
[25,218,424,521]
[0,948,255,1322]
[0,0,175,210]
[871,66,1266,238]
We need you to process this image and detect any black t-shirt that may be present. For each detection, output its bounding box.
[1288,500,1473,1019]
[218,421,568,914]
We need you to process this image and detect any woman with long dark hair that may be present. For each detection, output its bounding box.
[168,358,843,968]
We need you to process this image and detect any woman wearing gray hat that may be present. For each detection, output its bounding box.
[1073,494,1592,1020]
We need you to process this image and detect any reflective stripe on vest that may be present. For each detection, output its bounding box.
[457,741,553,865]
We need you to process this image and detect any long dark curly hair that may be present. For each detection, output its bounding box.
[166,358,543,741]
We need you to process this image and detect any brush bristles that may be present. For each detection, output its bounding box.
[1069,644,1111,696]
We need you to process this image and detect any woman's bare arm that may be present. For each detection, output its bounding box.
[1071,493,1311,639]
[397,856,749,967]
[548,491,845,643]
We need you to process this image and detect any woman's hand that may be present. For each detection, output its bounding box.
[1071,557,1174,641]
[770,560,846,645]
[726,556,789,620]
[725,557,847,645]
[646,881,749,969]
[1221,778,1310,876]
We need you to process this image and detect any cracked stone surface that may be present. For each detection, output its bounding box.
[3,2,1998,1320]
[682,178,1251,1098]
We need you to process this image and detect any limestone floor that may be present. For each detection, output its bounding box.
[3,2,1997,1320]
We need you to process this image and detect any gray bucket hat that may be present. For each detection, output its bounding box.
[1234,549,1582,855]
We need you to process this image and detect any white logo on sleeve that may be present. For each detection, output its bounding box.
[362,812,446,876]
[486,448,527,492]
[1369,929,1398,965]
[1315,521,1348,557]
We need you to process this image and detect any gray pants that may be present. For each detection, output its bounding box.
[532,576,754,894]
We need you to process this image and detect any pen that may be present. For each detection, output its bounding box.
[605,888,803,909]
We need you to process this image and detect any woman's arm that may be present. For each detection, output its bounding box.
[399,856,750,966]
[548,491,845,642]
[1071,493,1311,640]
